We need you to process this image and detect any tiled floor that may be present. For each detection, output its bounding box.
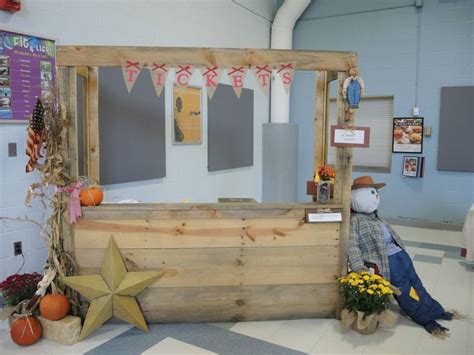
[0,225,472,354]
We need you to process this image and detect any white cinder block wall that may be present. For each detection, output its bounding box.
[0,0,277,281]
[0,127,47,281]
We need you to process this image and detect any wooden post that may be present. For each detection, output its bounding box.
[77,67,89,176]
[314,71,328,174]
[334,71,353,318]
[57,67,76,258]
[86,67,100,184]
[67,67,79,178]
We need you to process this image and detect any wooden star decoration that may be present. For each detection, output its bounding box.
[61,237,163,341]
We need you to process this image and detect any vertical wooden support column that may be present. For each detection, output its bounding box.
[67,67,79,178]
[86,67,100,183]
[57,67,76,258]
[76,67,89,176]
[313,71,328,174]
[334,71,353,317]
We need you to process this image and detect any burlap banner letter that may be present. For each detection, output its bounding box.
[201,66,223,99]
[275,62,295,94]
[149,63,169,98]
[253,64,272,96]
[121,60,145,93]
[227,66,247,98]
[175,65,195,89]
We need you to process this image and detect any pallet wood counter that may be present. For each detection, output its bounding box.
[58,45,357,321]
[73,203,343,322]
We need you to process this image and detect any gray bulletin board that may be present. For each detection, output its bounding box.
[98,67,166,184]
[208,84,254,171]
[437,86,474,172]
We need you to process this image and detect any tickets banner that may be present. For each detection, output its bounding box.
[274,62,295,94]
[148,62,169,98]
[121,60,145,93]
[201,66,223,99]
[227,66,247,98]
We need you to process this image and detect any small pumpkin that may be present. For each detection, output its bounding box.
[80,187,104,206]
[10,315,42,346]
[39,293,70,321]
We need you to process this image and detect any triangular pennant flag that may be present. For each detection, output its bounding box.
[274,62,295,94]
[148,62,169,98]
[174,64,195,90]
[227,66,247,98]
[121,60,145,93]
[201,66,223,99]
[252,64,272,96]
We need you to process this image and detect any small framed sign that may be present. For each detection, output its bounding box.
[305,209,342,223]
[330,125,370,148]
[402,156,425,177]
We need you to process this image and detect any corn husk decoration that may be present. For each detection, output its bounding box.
[25,98,46,172]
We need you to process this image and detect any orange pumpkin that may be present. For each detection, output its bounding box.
[79,187,104,206]
[39,294,70,321]
[10,316,42,346]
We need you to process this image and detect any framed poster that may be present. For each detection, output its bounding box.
[172,85,202,145]
[0,29,56,123]
[330,125,370,147]
[392,117,423,153]
[402,156,425,177]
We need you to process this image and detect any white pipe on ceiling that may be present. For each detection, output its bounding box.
[270,0,311,124]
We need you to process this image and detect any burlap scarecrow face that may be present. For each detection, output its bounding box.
[351,187,380,213]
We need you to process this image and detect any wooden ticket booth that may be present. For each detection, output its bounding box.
[57,46,356,322]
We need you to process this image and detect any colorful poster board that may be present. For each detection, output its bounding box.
[0,29,56,122]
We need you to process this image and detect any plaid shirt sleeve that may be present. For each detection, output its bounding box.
[348,215,369,272]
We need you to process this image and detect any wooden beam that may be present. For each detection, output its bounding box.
[57,67,76,258]
[76,66,88,78]
[78,68,89,176]
[67,67,79,178]
[74,219,340,249]
[327,71,338,82]
[333,72,353,318]
[78,203,343,220]
[314,71,329,174]
[86,67,100,183]
[57,46,357,72]
[138,283,337,322]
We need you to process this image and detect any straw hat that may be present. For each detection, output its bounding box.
[351,176,386,190]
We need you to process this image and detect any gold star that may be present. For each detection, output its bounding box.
[61,237,163,340]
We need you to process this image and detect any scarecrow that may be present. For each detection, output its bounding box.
[348,176,453,335]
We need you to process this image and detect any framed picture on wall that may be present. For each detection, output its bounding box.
[172,85,202,145]
[402,156,425,177]
[392,117,423,153]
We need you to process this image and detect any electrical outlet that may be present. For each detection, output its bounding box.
[8,143,17,157]
[13,241,22,256]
